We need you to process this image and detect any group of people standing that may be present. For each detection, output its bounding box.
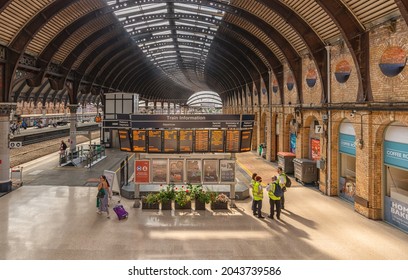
[250,167,288,220]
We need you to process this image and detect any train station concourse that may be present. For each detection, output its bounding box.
[2,1,408,277]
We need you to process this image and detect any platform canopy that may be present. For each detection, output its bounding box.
[0,0,405,105]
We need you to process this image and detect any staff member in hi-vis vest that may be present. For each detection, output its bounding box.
[253,176,265,219]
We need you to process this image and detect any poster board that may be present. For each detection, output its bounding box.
[169,159,184,183]
[220,160,236,183]
[186,159,202,183]
[134,160,150,183]
[151,159,168,183]
[103,170,119,195]
[203,159,219,183]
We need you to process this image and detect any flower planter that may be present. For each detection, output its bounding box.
[211,201,228,210]
[195,199,206,210]
[175,201,192,210]
[142,202,159,210]
[160,200,172,210]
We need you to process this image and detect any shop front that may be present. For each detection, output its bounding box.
[384,122,408,232]
[338,120,356,203]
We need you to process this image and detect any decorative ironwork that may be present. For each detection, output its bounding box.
[0,45,5,60]
[19,55,36,67]
[0,103,17,116]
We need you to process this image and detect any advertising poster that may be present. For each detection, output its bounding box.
[169,159,184,183]
[384,196,408,232]
[151,159,167,183]
[203,159,219,183]
[311,138,320,160]
[290,133,296,154]
[186,160,202,183]
[134,160,150,183]
[220,160,235,183]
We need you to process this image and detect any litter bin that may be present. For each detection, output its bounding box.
[277,152,296,174]
[261,145,267,158]
[293,158,317,184]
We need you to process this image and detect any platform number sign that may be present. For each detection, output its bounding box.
[315,125,323,134]
[9,141,22,148]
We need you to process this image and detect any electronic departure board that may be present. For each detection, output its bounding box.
[210,130,224,152]
[163,130,178,153]
[195,130,209,152]
[132,130,147,152]
[240,130,253,152]
[118,130,131,152]
[225,130,240,152]
[179,130,193,152]
[148,130,162,153]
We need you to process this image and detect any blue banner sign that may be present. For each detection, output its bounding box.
[290,133,296,154]
[384,196,408,233]
[384,140,408,170]
[339,133,356,156]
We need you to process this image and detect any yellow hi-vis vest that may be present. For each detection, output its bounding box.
[253,181,263,201]
[268,181,281,201]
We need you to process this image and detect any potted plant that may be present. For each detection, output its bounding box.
[174,186,192,209]
[187,184,210,210]
[157,184,175,210]
[210,192,230,210]
[141,193,160,209]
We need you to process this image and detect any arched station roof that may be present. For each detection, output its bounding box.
[0,0,405,106]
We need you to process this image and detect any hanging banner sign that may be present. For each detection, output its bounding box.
[339,133,356,156]
[311,138,320,160]
[384,140,408,170]
[134,160,150,183]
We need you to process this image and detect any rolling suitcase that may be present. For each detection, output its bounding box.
[113,204,128,220]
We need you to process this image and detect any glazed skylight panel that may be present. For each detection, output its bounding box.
[342,0,398,25]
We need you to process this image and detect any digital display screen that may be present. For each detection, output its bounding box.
[179,130,193,152]
[132,130,147,152]
[194,130,209,152]
[148,130,162,153]
[240,130,253,152]
[225,130,240,152]
[118,130,131,152]
[210,130,224,152]
[163,130,178,153]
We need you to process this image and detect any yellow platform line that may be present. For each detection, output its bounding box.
[236,159,253,177]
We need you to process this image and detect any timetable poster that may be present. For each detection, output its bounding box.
[151,159,167,183]
[163,130,178,153]
[210,130,224,152]
[132,130,147,152]
[225,130,240,152]
[220,160,236,183]
[179,130,193,152]
[240,130,253,152]
[118,130,131,152]
[203,159,219,183]
[186,159,202,183]
[194,130,209,152]
[169,160,184,183]
[148,130,162,153]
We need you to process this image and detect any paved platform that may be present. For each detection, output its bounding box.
[1,151,408,260]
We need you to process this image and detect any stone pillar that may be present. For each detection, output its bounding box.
[0,103,17,192]
[68,104,79,152]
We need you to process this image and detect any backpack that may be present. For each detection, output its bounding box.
[273,183,283,198]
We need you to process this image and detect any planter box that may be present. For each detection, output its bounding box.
[142,202,159,210]
[211,201,229,210]
[160,200,172,210]
[195,199,206,210]
[175,201,192,210]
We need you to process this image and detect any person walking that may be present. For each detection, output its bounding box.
[60,140,67,155]
[266,176,282,220]
[96,175,111,218]
[277,167,287,209]
[253,175,265,218]
[250,173,257,215]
